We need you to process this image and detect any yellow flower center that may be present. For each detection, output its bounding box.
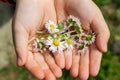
[53,39,60,46]
[50,24,55,30]
[67,39,72,45]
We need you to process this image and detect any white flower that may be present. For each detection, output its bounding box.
[85,32,96,45]
[78,47,88,54]
[33,38,46,53]
[67,15,81,26]
[45,20,59,33]
[33,38,41,52]
[45,36,65,53]
[67,15,83,34]
[64,38,74,49]
[58,22,68,33]
[32,15,96,53]
[75,41,87,54]
[33,38,39,49]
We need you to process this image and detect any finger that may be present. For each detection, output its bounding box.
[54,0,67,22]
[25,52,45,79]
[91,8,110,52]
[79,47,89,80]
[44,68,56,80]
[70,48,80,77]
[34,52,56,80]
[89,44,102,76]
[54,0,67,70]
[12,24,28,66]
[44,5,65,69]
[64,49,72,70]
[53,51,65,69]
[43,51,62,78]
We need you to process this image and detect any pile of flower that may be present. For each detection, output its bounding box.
[32,15,95,53]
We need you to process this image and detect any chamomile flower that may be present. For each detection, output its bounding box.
[45,20,59,33]
[45,37,65,53]
[75,25,83,34]
[78,46,88,54]
[67,15,83,34]
[79,42,86,50]
[64,38,74,49]
[58,22,68,33]
[33,38,46,52]
[85,32,96,45]
[67,15,81,27]
[33,38,40,52]
[77,42,87,54]
[33,38,39,48]
[44,36,53,46]
[32,15,96,54]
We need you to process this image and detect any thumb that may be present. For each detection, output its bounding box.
[91,12,110,53]
[12,23,28,66]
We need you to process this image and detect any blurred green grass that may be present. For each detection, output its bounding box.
[0,0,120,80]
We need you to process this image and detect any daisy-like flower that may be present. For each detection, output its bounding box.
[32,15,96,54]
[33,38,40,52]
[75,25,83,34]
[79,42,86,50]
[58,22,68,33]
[67,15,81,27]
[78,46,88,54]
[45,36,65,53]
[67,15,83,34]
[33,38,46,53]
[45,20,59,33]
[64,38,74,49]
[85,32,96,45]
[33,38,39,49]
[77,42,87,54]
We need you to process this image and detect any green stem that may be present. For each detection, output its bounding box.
[37,29,78,41]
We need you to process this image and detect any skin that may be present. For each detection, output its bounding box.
[12,0,110,80]
[12,0,63,80]
[54,0,110,79]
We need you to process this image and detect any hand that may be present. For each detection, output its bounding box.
[55,0,110,79]
[12,0,62,80]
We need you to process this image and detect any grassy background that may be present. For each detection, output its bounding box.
[0,0,120,80]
